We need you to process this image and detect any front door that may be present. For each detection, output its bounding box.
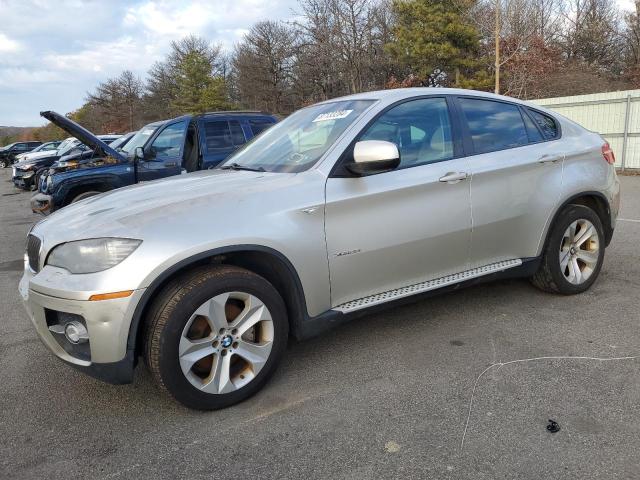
[324,97,472,307]
[137,120,187,182]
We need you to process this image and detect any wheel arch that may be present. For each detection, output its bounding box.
[64,181,113,205]
[127,245,309,359]
[540,191,613,254]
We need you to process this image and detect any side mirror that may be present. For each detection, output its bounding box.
[346,140,400,176]
[134,147,145,160]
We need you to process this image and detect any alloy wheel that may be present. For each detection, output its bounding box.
[178,292,274,394]
[559,219,600,285]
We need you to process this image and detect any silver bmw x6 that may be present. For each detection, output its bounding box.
[20,88,620,409]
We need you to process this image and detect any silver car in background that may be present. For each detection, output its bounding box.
[20,88,620,409]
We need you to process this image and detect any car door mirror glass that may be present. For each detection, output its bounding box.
[134,147,145,160]
[347,140,400,176]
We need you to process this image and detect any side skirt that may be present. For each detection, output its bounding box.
[294,257,540,341]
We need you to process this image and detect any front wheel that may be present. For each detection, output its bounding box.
[71,190,102,203]
[531,204,605,294]
[144,265,288,410]
[0,160,7,168]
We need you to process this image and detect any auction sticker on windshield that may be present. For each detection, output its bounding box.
[312,110,353,123]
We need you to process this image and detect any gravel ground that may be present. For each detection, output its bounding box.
[0,170,638,480]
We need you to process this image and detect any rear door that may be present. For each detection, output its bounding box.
[199,119,247,169]
[137,120,187,182]
[456,97,565,267]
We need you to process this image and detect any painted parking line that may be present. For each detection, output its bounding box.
[619,218,640,223]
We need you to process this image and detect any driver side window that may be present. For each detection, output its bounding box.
[149,121,187,160]
[360,98,453,169]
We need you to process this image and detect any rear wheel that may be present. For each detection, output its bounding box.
[531,204,605,294]
[0,160,7,168]
[144,265,288,410]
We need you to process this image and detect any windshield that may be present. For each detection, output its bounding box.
[55,138,74,154]
[30,144,46,153]
[222,99,375,173]
[57,139,82,156]
[109,133,134,151]
[40,142,59,151]
[124,124,160,154]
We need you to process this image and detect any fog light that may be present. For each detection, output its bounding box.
[64,321,89,344]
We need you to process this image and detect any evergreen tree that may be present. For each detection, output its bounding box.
[170,50,231,114]
[388,0,490,88]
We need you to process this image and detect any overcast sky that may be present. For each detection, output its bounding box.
[0,0,636,127]
[0,0,299,127]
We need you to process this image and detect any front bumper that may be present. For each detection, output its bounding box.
[12,169,33,189]
[19,270,146,384]
[31,192,53,215]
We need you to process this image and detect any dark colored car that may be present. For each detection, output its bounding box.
[31,110,278,213]
[0,141,42,168]
[12,135,120,191]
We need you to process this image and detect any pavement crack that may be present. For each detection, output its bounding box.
[459,354,639,451]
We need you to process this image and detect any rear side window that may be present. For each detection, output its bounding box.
[521,111,543,142]
[204,121,233,151]
[248,119,275,136]
[459,98,528,154]
[229,120,246,145]
[527,109,558,139]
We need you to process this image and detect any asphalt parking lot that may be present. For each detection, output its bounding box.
[0,170,638,480]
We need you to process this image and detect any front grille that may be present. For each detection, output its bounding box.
[26,234,42,272]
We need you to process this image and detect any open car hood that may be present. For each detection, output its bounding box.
[40,111,126,163]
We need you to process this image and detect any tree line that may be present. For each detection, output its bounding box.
[13,0,640,143]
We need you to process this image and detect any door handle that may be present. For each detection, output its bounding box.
[538,154,563,164]
[439,172,468,183]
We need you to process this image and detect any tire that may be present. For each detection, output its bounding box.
[0,160,7,169]
[531,204,605,294]
[71,190,101,203]
[144,265,289,410]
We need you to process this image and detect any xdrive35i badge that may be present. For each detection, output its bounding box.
[335,249,361,257]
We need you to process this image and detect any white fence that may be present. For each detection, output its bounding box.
[532,90,640,170]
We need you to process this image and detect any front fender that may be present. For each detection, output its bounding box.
[125,244,310,356]
[51,171,130,205]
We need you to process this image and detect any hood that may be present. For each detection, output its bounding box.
[34,169,305,241]
[16,150,55,163]
[13,152,60,169]
[40,111,126,163]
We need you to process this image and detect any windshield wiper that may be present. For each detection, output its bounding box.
[221,162,265,172]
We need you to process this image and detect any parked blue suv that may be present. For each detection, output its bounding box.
[31,110,278,213]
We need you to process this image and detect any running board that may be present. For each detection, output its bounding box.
[332,259,523,313]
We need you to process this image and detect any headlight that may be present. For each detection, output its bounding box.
[57,161,77,168]
[47,238,142,274]
[20,163,35,170]
[46,174,53,191]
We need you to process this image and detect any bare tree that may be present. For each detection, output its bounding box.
[233,21,299,113]
[87,70,145,131]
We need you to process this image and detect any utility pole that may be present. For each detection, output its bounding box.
[494,0,500,94]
